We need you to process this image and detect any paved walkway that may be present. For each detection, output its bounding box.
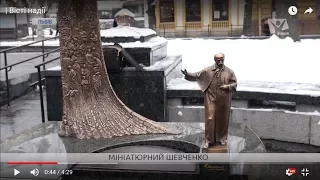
[0,90,46,141]
[0,52,60,81]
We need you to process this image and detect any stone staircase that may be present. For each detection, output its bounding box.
[0,80,7,106]
[0,72,39,107]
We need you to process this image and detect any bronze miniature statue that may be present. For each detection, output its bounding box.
[182,53,237,148]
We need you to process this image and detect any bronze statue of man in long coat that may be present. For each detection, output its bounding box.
[182,53,237,147]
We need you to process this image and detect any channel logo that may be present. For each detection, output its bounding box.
[286,168,296,176]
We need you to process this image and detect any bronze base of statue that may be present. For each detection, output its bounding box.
[202,143,228,153]
[200,142,229,178]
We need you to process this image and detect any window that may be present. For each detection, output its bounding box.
[99,10,113,19]
[160,0,174,22]
[124,6,139,14]
[317,0,320,20]
[212,0,229,21]
[185,0,201,22]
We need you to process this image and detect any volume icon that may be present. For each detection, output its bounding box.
[30,168,39,176]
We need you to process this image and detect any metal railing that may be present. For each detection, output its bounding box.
[0,36,60,108]
[34,57,61,123]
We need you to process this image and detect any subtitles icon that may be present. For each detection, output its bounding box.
[286,168,296,176]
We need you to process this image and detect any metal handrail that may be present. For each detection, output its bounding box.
[0,36,59,107]
[35,56,60,68]
[34,56,61,123]
[0,48,60,71]
[0,36,58,53]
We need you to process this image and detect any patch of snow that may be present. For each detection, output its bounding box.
[232,108,320,116]
[21,35,39,39]
[283,110,320,116]
[167,78,320,96]
[100,26,156,38]
[47,66,61,71]
[115,8,135,17]
[134,17,145,21]
[144,56,176,70]
[21,28,56,39]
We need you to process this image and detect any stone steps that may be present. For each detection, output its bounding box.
[0,90,7,105]
[0,73,39,107]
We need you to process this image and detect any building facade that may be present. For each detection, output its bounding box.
[152,0,320,36]
[153,0,245,36]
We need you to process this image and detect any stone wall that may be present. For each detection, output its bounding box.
[168,106,320,146]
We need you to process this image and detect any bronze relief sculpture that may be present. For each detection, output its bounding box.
[182,53,237,148]
[57,0,179,139]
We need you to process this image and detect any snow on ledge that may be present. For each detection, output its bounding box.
[167,78,320,97]
[232,108,320,116]
[100,26,156,39]
[47,66,61,71]
[0,36,167,48]
[144,56,178,70]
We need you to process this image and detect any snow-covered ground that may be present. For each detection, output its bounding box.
[1,35,320,96]
[166,36,320,96]
[21,28,57,39]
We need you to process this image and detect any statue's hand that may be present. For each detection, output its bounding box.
[219,85,229,90]
[181,69,188,75]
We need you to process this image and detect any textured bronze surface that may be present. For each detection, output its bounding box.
[184,54,237,146]
[206,144,228,153]
[57,0,179,139]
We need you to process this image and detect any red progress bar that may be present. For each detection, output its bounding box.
[7,161,58,165]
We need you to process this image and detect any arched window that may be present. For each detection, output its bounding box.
[159,0,174,22]
[212,0,229,21]
[185,0,201,22]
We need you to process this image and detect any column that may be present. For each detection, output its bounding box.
[144,0,149,28]
[231,0,238,26]
[202,0,210,28]
[176,0,184,29]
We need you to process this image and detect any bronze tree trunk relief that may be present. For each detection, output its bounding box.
[57,0,178,139]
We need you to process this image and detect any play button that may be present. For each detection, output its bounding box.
[14,169,20,176]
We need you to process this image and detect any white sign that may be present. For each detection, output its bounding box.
[32,18,57,25]
[214,11,220,19]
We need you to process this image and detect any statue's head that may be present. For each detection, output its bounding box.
[214,53,225,67]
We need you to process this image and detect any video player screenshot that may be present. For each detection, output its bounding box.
[0,0,320,179]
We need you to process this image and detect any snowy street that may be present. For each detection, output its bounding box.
[1,35,320,96]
